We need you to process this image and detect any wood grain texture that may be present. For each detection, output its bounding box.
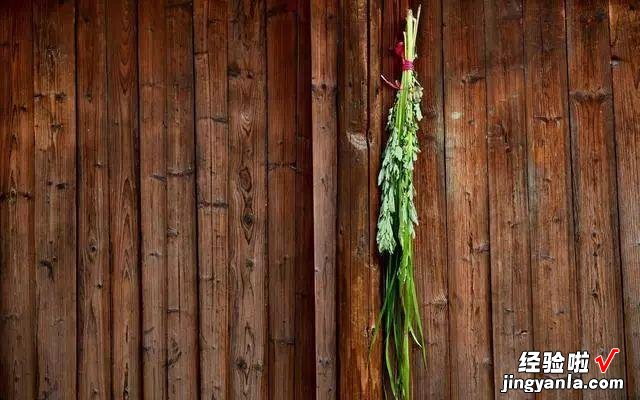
[165,2,200,398]
[266,0,298,397]
[106,0,142,397]
[33,0,77,397]
[407,0,450,397]
[524,2,580,399]
[294,0,317,398]
[0,2,639,399]
[0,1,36,398]
[138,0,168,398]
[337,0,380,397]
[484,0,533,396]
[380,0,407,120]
[566,1,626,395]
[227,0,268,398]
[194,0,230,398]
[310,0,338,397]
[77,0,111,397]
[610,1,640,397]
[443,0,493,398]
[368,0,383,398]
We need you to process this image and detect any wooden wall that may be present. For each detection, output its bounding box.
[336,0,640,399]
[0,0,316,398]
[0,0,639,399]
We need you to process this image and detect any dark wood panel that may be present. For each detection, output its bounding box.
[610,1,640,398]
[310,0,339,397]
[524,2,580,400]
[442,0,493,398]
[0,1,638,399]
[266,0,298,397]
[566,1,626,396]
[0,1,36,398]
[165,2,199,397]
[33,0,77,397]
[193,0,230,398]
[294,0,316,398]
[368,0,383,398]
[138,0,168,397]
[77,0,111,397]
[484,0,533,397]
[227,0,268,398]
[106,0,142,397]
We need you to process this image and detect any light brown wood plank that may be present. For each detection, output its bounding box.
[33,0,77,397]
[0,1,36,398]
[609,1,640,397]
[106,0,142,397]
[266,0,298,397]
[165,1,199,397]
[310,0,338,397]
[524,1,580,399]
[227,0,268,397]
[194,0,230,397]
[337,0,379,397]
[77,0,111,397]
[566,0,626,396]
[138,0,168,397]
[484,0,533,397]
[443,0,493,398]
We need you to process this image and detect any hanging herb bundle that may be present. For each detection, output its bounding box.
[373,6,424,400]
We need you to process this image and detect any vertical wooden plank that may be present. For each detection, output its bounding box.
[310,0,338,397]
[294,0,317,397]
[0,1,36,398]
[106,0,142,397]
[524,2,579,399]
[337,0,379,397]
[367,0,383,397]
[445,0,494,395]
[33,0,77,397]
[610,2,640,397]
[380,0,407,119]
[443,0,493,398]
[165,1,199,397]
[566,0,626,394]
[408,0,451,397]
[138,0,167,398]
[266,0,297,397]
[77,0,111,397]
[228,0,268,397]
[194,0,230,397]
[484,0,533,396]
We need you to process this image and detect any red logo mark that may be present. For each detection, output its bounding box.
[594,348,620,373]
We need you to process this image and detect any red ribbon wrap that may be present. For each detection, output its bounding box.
[382,42,414,90]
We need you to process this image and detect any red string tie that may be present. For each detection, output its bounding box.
[381,41,413,90]
[381,75,401,90]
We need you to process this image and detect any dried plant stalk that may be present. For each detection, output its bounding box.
[373,6,425,400]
